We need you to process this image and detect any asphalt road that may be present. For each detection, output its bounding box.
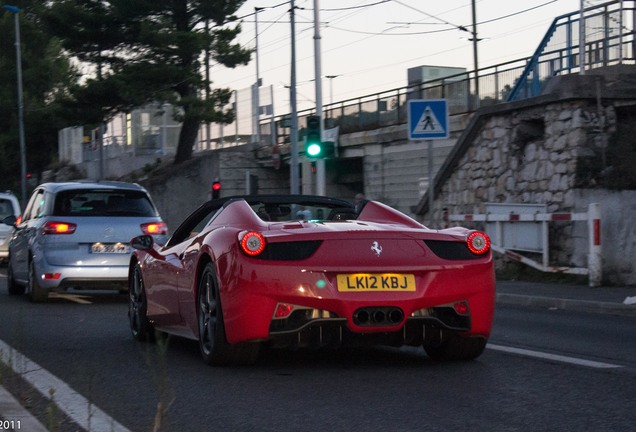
[1,274,635,432]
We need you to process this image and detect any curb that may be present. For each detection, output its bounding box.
[496,293,636,317]
[0,386,48,432]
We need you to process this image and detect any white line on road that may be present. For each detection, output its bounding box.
[488,343,624,369]
[0,338,131,432]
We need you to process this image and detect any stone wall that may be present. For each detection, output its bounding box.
[421,71,636,285]
[434,100,605,216]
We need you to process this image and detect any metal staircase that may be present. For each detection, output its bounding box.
[507,0,636,102]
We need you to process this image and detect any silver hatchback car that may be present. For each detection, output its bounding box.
[3,181,168,301]
[0,191,21,262]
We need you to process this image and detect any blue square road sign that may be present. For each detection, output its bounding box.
[408,99,449,140]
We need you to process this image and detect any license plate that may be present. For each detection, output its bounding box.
[336,273,416,292]
[90,242,130,254]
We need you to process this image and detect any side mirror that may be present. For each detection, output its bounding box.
[2,215,17,227]
[131,235,154,251]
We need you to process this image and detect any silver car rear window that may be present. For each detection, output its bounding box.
[0,199,16,219]
[53,189,158,217]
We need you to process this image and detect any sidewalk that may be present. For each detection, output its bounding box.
[496,279,636,317]
[1,279,635,431]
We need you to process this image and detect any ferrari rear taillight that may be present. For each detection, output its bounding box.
[141,222,168,235]
[42,221,77,235]
[467,231,490,255]
[240,231,266,256]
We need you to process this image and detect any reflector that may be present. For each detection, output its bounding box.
[274,303,294,319]
[453,301,469,315]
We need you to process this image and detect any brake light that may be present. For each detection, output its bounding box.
[42,221,77,235]
[141,222,168,235]
[467,231,490,255]
[240,231,266,256]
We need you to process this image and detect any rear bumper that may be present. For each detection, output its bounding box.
[33,258,129,290]
[219,258,495,345]
[266,308,476,349]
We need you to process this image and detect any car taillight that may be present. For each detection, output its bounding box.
[240,231,266,256]
[467,231,490,255]
[141,222,168,235]
[42,221,77,235]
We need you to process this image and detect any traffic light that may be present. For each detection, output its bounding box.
[212,179,221,199]
[305,115,322,158]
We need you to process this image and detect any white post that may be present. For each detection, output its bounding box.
[587,203,602,287]
[542,219,549,269]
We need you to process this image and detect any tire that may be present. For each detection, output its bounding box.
[424,335,488,361]
[6,261,25,295]
[128,263,155,342]
[197,263,259,366]
[28,260,48,302]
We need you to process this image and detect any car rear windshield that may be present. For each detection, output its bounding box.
[0,198,16,219]
[53,189,158,217]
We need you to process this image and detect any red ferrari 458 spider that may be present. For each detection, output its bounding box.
[128,195,494,365]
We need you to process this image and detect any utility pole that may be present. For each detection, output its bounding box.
[471,0,480,109]
[579,0,586,74]
[3,5,27,207]
[205,19,211,150]
[313,0,326,195]
[254,7,263,146]
[290,0,300,194]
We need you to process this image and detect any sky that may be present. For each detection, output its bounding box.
[209,0,602,116]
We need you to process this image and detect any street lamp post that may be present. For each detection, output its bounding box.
[3,4,27,207]
[325,75,340,106]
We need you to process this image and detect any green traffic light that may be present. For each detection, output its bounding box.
[306,142,322,157]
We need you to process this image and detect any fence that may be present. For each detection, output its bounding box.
[446,203,602,287]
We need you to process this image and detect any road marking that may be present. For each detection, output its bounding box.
[0,338,131,432]
[49,292,93,304]
[488,343,623,369]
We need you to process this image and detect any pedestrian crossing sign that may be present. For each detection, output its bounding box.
[408,99,449,140]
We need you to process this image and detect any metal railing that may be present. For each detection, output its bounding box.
[249,1,635,149]
[508,0,636,101]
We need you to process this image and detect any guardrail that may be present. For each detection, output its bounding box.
[445,203,602,287]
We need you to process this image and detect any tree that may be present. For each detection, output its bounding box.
[0,2,77,192]
[42,0,252,164]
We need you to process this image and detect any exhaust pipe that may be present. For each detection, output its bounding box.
[388,308,404,324]
[353,307,404,326]
[354,309,370,325]
[372,310,386,323]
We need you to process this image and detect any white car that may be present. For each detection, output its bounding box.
[3,181,169,302]
[0,191,21,262]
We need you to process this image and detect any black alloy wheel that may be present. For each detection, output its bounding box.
[129,262,154,342]
[197,262,259,366]
[6,261,25,295]
[423,335,488,361]
[28,260,48,302]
